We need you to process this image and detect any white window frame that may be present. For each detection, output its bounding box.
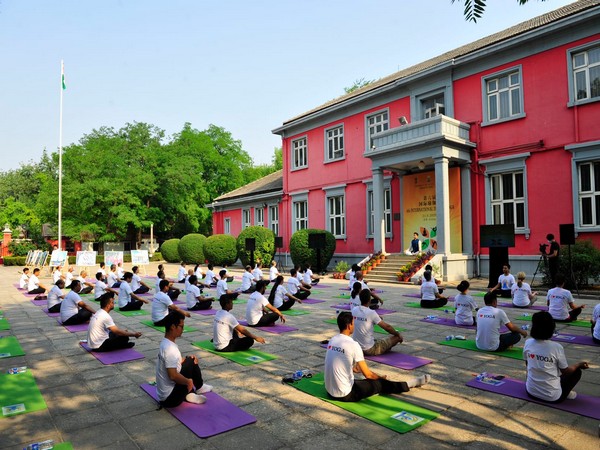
[482,65,525,126]
[365,179,393,238]
[324,185,346,239]
[242,209,251,229]
[224,218,231,235]
[291,193,308,233]
[291,136,308,170]
[365,109,389,151]
[268,205,279,236]
[255,207,264,227]
[482,153,530,236]
[420,94,446,119]
[567,140,600,232]
[567,40,600,106]
[324,125,344,162]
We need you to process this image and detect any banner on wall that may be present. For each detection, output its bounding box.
[402,167,462,254]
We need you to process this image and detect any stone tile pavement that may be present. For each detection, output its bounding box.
[0,263,598,449]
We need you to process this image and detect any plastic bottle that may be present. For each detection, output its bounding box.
[445,335,454,341]
[454,335,466,340]
[521,325,529,330]
[522,313,530,317]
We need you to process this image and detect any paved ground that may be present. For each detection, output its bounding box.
[0,263,598,449]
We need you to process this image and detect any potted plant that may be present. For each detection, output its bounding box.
[333,261,350,279]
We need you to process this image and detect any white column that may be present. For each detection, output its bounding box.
[460,164,473,254]
[372,167,385,253]
[434,156,451,255]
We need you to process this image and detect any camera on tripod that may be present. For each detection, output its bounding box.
[539,243,548,253]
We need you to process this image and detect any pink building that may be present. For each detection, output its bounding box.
[212,1,600,280]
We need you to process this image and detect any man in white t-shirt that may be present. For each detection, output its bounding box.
[547,274,585,322]
[75,270,95,295]
[19,267,30,289]
[241,266,257,294]
[324,312,430,401]
[356,271,383,308]
[216,270,239,302]
[47,279,66,313]
[287,268,310,300]
[87,295,142,351]
[117,272,150,311]
[59,280,95,325]
[352,289,402,356]
[94,272,118,303]
[156,312,212,407]
[186,275,214,311]
[591,303,600,344]
[131,266,150,294]
[490,264,516,298]
[177,262,187,283]
[303,264,320,285]
[53,266,65,284]
[213,296,266,351]
[476,292,526,352]
[204,264,217,286]
[108,264,121,288]
[269,260,280,282]
[97,262,108,283]
[152,280,190,326]
[156,270,181,301]
[27,268,48,296]
[245,280,285,327]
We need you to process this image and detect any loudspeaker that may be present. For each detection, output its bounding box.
[308,233,326,250]
[274,236,283,248]
[479,224,515,248]
[559,223,575,245]
[488,247,509,289]
[245,238,256,251]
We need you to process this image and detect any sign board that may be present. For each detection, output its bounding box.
[76,251,97,267]
[104,251,124,267]
[50,250,68,267]
[131,250,149,265]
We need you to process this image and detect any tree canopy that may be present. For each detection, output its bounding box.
[452,0,545,23]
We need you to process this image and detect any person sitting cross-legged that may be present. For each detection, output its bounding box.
[268,275,301,311]
[213,295,266,352]
[60,280,95,325]
[476,291,527,352]
[186,275,214,311]
[94,272,118,304]
[131,266,151,294]
[47,279,66,313]
[118,272,149,311]
[87,295,142,352]
[547,274,585,323]
[216,269,239,302]
[152,279,191,327]
[287,268,310,301]
[420,270,447,309]
[28,267,48,297]
[246,280,286,327]
[241,265,257,294]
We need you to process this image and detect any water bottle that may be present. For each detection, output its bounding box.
[426,315,437,320]
[454,335,466,340]
[476,371,488,381]
[293,370,303,381]
[444,309,449,314]
[522,313,530,317]
[521,325,529,330]
[445,335,454,341]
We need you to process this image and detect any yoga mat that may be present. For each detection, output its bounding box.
[13,283,25,290]
[80,342,145,364]
[302,298,326,304]
[53,443,74,450]
[340,288,384,294]
[515,316,590,328]
[334,293,351,300]
[404,302,455,312]
[403,293,455,301]
[42,308,60,317]
[466,375,600,420]
[56,320,89,333]
[365,352,433,370]
[472,291,486,297]
[281,309,310,316]
[22,292,40,299]
[498,302,546,311]
[420,316,508,332]
[0,336,25,358]
[140,384,256,437]
[30,299,47,307]
[0,370,47,418]
[140,320,197,333]
[291,372,438,433]
[551,333,599,346]
[313,284,332,288]
[192,340,278,366]
[329,305,397,315]
[188,308,217,316]
[238,320,298,334]
[323,319,405,335]
[0,318,9,331]
[114,308,149,317]
[438,339,522,360]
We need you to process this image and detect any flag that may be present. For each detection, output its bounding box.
[61,62,66,90]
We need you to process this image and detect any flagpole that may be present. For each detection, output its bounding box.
[58,60,64,251]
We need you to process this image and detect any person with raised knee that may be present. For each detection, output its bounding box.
[476,292,527,352]
[213,296,266,352]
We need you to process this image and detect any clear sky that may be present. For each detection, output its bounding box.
[0,0,575,171]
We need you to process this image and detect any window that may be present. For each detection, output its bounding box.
[482,66,524,124]
[242,209,251,229]
[255,207,264,227]
[367,187,392,236]
[366,110,389,149]
[325,125,344,161]
[293,200,308,232]
[578,161,600,227]
[224,218,231,235]
[490,173,525,229]
[327,195,346,238]
[292,137,307,170]
[421,95,445,119]
[269,205,279,236]
[570,43,600,103]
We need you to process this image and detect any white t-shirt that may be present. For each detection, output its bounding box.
[186,284,201,309]
[177,267,186,281]
[454,293,477,326]
[53,270,63,283]
[498,273,516,291]
[351,305,382,350]
[213,310,239,350]
[420,281,438,301]
[19,273,29,289]
[303,269,313,285]
[547,287,573,321]
[272,285,289,309]
[116,267,125,279]
[512,282,533,307]
[94,280,109,299]
[195,267,204,279]
[287,277,301,295]
[246,291,269,325]
[117,281,133,308]
[216,279,228,298]
[66,271,74,285]
[60,290,82,322]
[349,294,361,308]
[131,273,142,292]
[108,272,119,287]
[27,274,40,292]
[592,303,600,341]
[152,291,173,323]
[205,270,216,285]
[241,272,254,291]
[87,309,115,349]
[348,270,357,288]
[475,305,511,351]
[252,267,263,281]
[324,333,364,398]
[156,338,182,401]
[269,266,279,281]
[523,338,568,401]
[48,285,64,309]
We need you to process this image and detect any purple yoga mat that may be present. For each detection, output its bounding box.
[420,316,509,333]
[42,308,60,317]
[330,304,397,315]
[339,287,384,294]
[466,376,600,420]
[80,342,145,364]
[551,333,599,347]
[31,299,47,306]
[140,384,256,437]
[188,308,217,316]
[238,320,298,334]
[302,298,326,304]
[365,352,433,370]
[56,319,88,333]
[313,284,332,288]
[23,292,41,298]
[497,302,547,311]
[13,283,25,290]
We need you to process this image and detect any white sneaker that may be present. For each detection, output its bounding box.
[197,383,213,394]
[407,374,431,388]
[185,393,207,404]
[566,391,577,400]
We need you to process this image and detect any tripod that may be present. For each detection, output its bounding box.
[530,254,547,287]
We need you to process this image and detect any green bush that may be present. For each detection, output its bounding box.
[8,241,38,256]
[178,234,207,264]
[150,252,163,262]
[543,239,600,288]
[161,239,180,263]
[289,229,336,271]
[236,226,275,267]
[204,234,238,266]
[334,260,350,273]
[3,256,27,266]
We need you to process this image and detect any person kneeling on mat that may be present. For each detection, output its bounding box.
[476,292,527,352]
[87,295,142,352]
[214,295,266,352]
[246,280,286,327]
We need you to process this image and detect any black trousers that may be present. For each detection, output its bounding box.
[528,367,582,403]
[495,332,521,352]
[555,307,582,323]
[278,299,296,311]
[249,312,279,327]
[48,303,62,313]
[330,378,410,402]
[421,298,448,308]
[295,290,310,300]
[120,300,144,311]
[134,286,150,294]
[63,309,92,325]
[28,288,45,295]
[217,333,254,352]
[188,300,212,311]
[161,356,204,408]
[95,332,130,352]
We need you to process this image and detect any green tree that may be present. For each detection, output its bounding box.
[452,0,545,23]
[344,77,374,94]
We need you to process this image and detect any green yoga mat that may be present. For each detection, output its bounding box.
[405,302,455,312]
[291,373,438,433]
[0,318,10,331]
[282,309,310,316]
[232,298,247,305]
[140,320,197,333]
[472,291,486,297]
[54,443,74,450]
[323,319,405,334]
[0,336,25,358]
[333,294,352,300]
[115,308,150,317]
[515,315,590,328]
[0,370,47,418]
[438,339,522,360]
[192,340,278,366]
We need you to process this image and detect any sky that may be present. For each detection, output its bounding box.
[0,0,576,171]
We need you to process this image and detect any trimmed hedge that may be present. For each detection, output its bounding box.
[178,234,207,264]
[289,229,336,271]
[150,252,163,262]
[161,239,181,263]
[3,256,27,266]
[203,234,238,266]
[236,226,275,267]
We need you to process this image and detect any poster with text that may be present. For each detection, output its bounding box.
[50,250,68,267]
[76,251,97,267]
[131,250,149,265]
[402,167,462,254]
[104,251,124,267]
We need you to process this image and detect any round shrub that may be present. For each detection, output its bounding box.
[178,234,207,264]
[161,238,180,263]
[236,226,275,267]
[204,234,238,266]
[289,229,336,271]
